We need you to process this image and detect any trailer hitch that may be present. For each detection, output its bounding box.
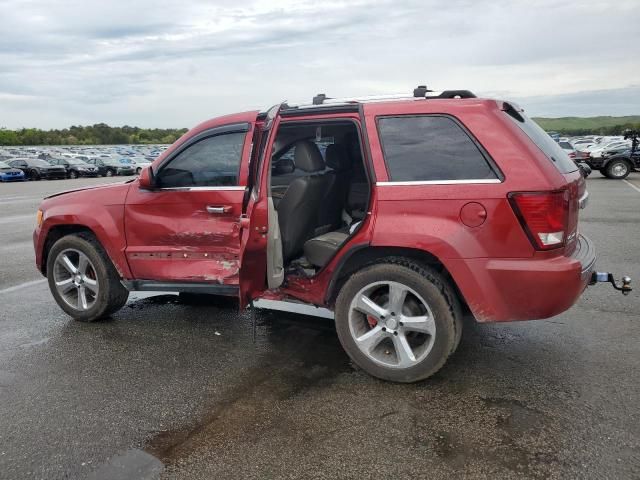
[590,272,632,295]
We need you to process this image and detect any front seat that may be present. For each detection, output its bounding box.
[277,140,331,263]
[318,143,352,230]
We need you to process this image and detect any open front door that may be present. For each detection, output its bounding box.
[238,104,285,308]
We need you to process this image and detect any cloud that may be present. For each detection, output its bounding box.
[0,0,638,128]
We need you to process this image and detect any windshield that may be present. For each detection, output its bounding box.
[504,104,578,173]
[119,158,133,164]
[66,158,86,165]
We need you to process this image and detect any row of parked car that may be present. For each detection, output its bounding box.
[552,132,639,179]
[0,145,168,182]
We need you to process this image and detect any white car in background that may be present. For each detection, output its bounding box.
[589,141,632,158]
[130,157,152,174]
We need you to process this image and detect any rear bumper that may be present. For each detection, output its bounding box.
[448,234,596,322]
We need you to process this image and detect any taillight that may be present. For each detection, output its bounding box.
[508,190,569,250]
[568,152,576,158]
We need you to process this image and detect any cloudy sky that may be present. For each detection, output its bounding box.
[1,0,639,129]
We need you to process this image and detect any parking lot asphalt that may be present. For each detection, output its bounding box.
[0,175,639,480]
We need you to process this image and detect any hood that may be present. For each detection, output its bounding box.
[0,167,22,174]
[44,179,135,199]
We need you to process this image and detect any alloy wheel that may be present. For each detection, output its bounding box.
[348,281,436,369]
[53,249,99,311]
[611,162,628,178]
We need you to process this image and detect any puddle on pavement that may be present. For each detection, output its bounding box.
[141,303,351,465]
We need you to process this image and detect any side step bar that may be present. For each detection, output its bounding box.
[121,280,238,296]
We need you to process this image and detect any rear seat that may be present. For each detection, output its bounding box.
[303,230,349,268]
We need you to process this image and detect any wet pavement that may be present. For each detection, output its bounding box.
[0,175,639,479]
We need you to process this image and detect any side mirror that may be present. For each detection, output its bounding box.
[138,166,155,189]
[273,158,295,175]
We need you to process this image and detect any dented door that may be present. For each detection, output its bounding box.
[124,118,256,285]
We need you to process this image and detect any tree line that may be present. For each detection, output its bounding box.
[532,116,640,136]
[0,124,188,146]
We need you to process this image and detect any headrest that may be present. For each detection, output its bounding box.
[325,144,351,171]
[294,140,325,172]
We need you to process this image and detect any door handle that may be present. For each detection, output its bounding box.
[206,205,232,214]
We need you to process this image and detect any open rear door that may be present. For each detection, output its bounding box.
[238,104,285,308]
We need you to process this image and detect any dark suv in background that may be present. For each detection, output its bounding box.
[85,157,135,176]
[48,158,99,178]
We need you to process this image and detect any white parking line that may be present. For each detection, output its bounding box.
[623,179,640,194]
[0,279,46,295]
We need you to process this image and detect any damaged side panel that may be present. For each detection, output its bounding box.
[123,188,246,283]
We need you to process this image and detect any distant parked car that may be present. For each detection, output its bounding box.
[8,158,67,180]
[85,157,135,177]
[0,160,26,182]
[588,141,631,159]
[48,158,100,179]
[129,158,152,174]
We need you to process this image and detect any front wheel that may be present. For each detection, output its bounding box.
[69,170,78,179]
[105,169,115,177]
[605,159,631,179]
[47,234,129,322]
[335,259,461,383]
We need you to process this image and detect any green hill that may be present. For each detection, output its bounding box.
[532,116,640,136]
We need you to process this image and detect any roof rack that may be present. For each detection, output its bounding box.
[303,85,476,107]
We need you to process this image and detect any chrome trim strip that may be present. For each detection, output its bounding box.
[156,186,246,192]
[579,191,589,209]
[376,179,502,186]
[253,299,335,319]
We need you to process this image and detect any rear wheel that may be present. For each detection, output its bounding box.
[47,234,129,322]
[605,159,631,179]
[335,259,461,383]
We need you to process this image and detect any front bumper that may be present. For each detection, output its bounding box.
[447,234,597,322]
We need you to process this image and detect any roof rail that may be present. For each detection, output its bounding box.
[302,85,476,108]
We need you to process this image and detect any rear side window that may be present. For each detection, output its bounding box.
[377,116,498,182]
[504,105,578,173]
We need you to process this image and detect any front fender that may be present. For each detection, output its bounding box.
[34,183,132,278]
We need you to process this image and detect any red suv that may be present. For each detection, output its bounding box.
[33,87,629,382]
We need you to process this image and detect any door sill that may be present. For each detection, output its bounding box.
[122,280,238,296]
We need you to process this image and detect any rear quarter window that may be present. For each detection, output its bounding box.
[504,105,578,174]
[377,115,498,182]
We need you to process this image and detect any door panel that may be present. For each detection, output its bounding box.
[239,104,284,307]
[124,187,246,283]
[124,120,255,284]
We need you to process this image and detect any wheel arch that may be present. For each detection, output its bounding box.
[325,246,468,312]
[41,225,96,275]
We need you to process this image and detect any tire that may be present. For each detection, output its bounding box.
[69,170,78,179]
[46,233,129,322]
[29,169,40,181]
[605,159,631,180]
[598,168,610,178]
[105,169,115,177]
[136,167,142,175]
[334,258,461,383]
